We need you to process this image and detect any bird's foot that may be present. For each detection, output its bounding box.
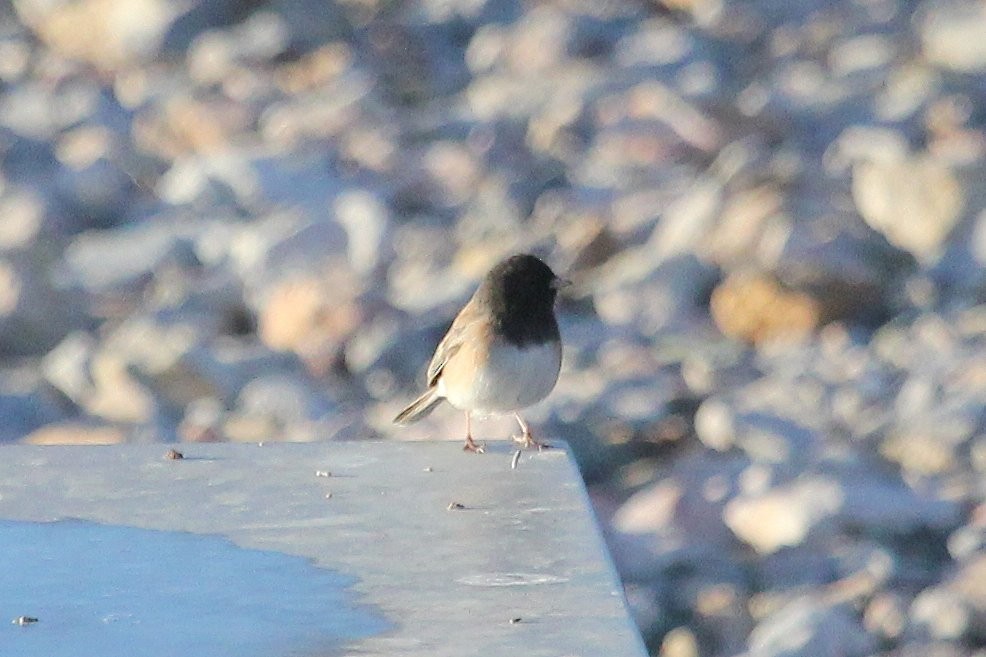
[463,435,485,454]
[512,431,550,451]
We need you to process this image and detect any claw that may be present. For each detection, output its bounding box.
[462,412,484,453]
[512,413,549,451]
[512,432,549,451]
[463,435,485,454]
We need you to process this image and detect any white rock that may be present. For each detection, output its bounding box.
[745,598,876,657]
[42,331,97,404]
[333,189,391,276]
[724,476,843,554]
[911,588,969,640]
[612,481,682,535]
[852,155,964,262]
[0,190,44,250]
[694,398,735,451]
[920,1,986,72]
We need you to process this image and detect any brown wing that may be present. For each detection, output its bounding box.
[425,297,484,386]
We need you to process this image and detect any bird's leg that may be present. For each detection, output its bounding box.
[463,412,485,453]
[512,414,549,451]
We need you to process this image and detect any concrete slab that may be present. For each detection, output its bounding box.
[0,442,647,657]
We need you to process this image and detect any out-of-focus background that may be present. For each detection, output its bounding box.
[0,0,984,654]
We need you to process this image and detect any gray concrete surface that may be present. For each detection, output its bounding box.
[0,442,647,657]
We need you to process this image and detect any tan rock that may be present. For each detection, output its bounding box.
[133,97,252,159]
[660,627,699,657]
[724,477,843,554]
[258,275,362,373]
[710,272,821,344]
[84,352,156,423]
[275,43,353,94]
[24,423,126,445]
[15,0,181,70]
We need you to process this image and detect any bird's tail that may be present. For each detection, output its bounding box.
[393,387,444,425]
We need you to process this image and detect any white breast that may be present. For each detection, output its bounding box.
[439,340,561,415]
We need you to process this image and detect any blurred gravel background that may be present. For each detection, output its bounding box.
[1,0,985,654]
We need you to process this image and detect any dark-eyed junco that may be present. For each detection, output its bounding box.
[393,254,566,453]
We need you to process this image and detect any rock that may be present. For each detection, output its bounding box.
[0,35,32,84]
[829,34,897,77]
[660,626,699,657]
[883,641,974,657]
[259,70,376,149]
[257,271,363,373]
[696,404,820,465]
[679,340,756,396]
[745,598,876,657]
[947,506,986,560]
[910,554,986,642]
[910,588,970,641]
[182,339,302,403]
[593,250,718,333]
[262,0,351,51]
[0,254,87,356]
[58,220,201,293]
[694,399,734,451]
[703,185,785,271]
[385,244,478,315]
[235,373,334,425]
[83,350,158,424]
[41,331,98,405]
[710,272,822,344]
[503,5,572,73]
[95,315,284,412]
[852,155,964,262]
[614,17,693,69]
[829,126,911,170]
[864,592,908,641]
[13,0,242,70]
[0,81,80,142]
[948,554,986,637]
[186,12,291,86]
[880,418,973,477]
[53,126,139,229]
[0,189,44,251]
[273,43,354,95]
[920,0,986,73]
[332,189,392,276]
[688,580,753,656]
[222,412,278,443]
[0,367,67,442]
[178,397,224,442]
[724,476,843,554]
[612,480,682,535]
[216,367,343,443]
[609,452,750,582]
[649,178,723,263]
[137,98,254,162]
[240,214,348,290]
[23,422,127,445]
[834,541,897,588]
[53,309,272,425]
[555,215,622,276]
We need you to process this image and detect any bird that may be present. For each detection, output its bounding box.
[393,253,566,453]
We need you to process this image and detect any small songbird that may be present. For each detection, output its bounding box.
[393,254,566,453]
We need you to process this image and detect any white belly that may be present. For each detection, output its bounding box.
[440,340,561,414]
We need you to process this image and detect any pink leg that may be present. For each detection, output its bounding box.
[463,412,484,453]
[512,414,549,451]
